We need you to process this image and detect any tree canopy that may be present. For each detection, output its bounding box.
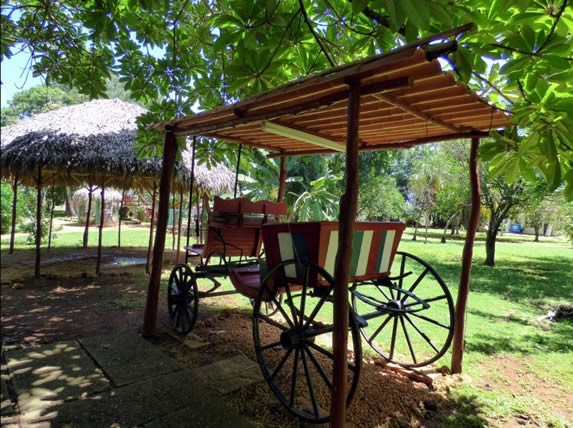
[2,0,572,195]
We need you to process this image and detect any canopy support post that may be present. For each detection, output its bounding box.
[96,186,105,275]
[35,165,43,278]
[331,80,361,427]
[143,130,178,337]
[118,182,127,248]
[185,136,197,265]
[277,156,287,202]
[451,137,481,373]
[234,144,243,198]
[9,173,18,254]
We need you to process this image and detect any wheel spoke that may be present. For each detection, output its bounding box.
[409,311,451,330]
[270,348,294,382]
[300,349,319,418]
[404,314,440,353]
[403,294,447,308]
[306,340,358,373]
[256,313,289,332]
[256,340,282,352]
[401,268,429,302]
[369,313,392,343]
[303,288,332,330]
[388,317,398,360]
[399,316,417,365]
[289,349,300,407]
[303,346,332,390]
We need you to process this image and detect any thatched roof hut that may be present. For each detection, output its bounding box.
[72,187,124,203]
[1,99,235,193]
[0,99,161,190]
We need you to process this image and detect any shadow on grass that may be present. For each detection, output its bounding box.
[465,320,573,355]
[430,392,488,427]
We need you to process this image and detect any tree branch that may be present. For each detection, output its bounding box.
[537,0,568,53]
[298,0,336,67]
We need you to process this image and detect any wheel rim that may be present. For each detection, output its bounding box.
[253,260,362,424]
[167,264,198,335]
[351,251,454,368]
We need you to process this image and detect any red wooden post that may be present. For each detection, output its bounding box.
[277,156,287,202]
[451,137,481,373]
[176,185,183,264]
[143,130,179,337]
[35,165,43,278]
[331,80,361,427]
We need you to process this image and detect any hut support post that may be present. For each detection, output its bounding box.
[96,186,105,275]
[146,183,157,275]
[35,165,43,278]
[277,156,287,202]
[451,137,481,373]
[83,184,94,248]
[143,130,178,336]
[185,137,196,265]
[118,185,127,248]
[331,80,361,427]
[234,144,243,198]
[9,173,18,254]
[48,183,55,250]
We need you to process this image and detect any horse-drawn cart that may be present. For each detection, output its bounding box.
[167,212,454,423]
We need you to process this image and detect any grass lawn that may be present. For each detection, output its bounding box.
[2,224,571,425]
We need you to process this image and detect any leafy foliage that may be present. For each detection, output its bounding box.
[2,0,572,196]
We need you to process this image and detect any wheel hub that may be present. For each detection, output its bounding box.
[280,328,304,349]
[387,299,404,315]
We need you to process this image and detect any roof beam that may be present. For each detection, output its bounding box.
[266,130,491,158]
[171,77,411,137]
[261,121,346,152]
[373,92,471,133]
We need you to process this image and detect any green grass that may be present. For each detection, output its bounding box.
[2,225,572,425]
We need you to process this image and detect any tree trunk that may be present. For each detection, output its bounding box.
[65,186,77,216]
[424,212,429,244]
[118,186,126,248]
[484,221,499,266]
[534,227,540,242]
[441,212,459,243]
[412,220,418,241]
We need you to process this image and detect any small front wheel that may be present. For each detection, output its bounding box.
[167,264,199,335]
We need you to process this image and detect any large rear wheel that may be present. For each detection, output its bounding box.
[253,259,362,424]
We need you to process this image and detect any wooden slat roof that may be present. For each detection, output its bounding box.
[155,30,511,156]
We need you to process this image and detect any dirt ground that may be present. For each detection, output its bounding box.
[1,248,571,427]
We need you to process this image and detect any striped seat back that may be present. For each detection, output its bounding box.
[263,222,405,286]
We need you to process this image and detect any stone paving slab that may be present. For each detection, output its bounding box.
[166,330,211,350]
[19,369,253,427]
[80,332,181,386]
[192,354,263,395]
[4,340,109,416]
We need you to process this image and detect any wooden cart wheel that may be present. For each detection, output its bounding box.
[250,292,283,317]
[167,264,199,335]
[351,251,454,368]
[252,259,362,424]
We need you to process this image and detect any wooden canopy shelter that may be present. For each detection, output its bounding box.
[146,24,511,426]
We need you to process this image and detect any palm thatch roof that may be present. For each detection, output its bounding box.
[72,187,124,203]
[1,99,234,194]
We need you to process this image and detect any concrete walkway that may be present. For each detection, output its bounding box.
[1,332,256,427]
